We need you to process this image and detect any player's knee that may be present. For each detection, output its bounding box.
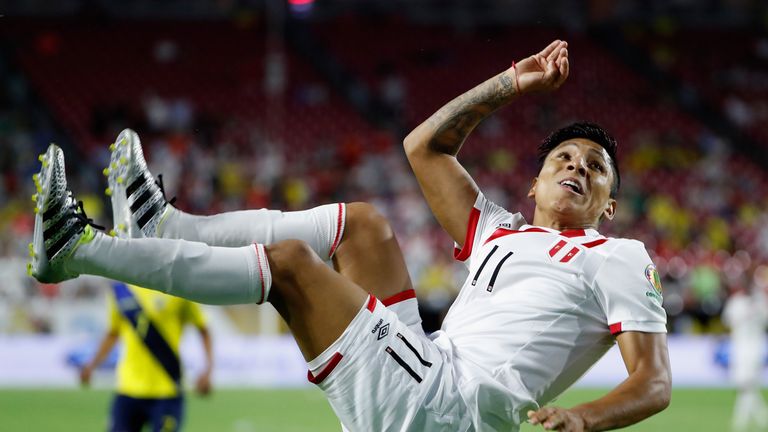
[267,239,324,284]
[345,202,394,243]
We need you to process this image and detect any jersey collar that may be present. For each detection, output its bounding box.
[520,224,601,238]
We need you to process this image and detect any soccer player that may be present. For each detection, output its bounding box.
[29,40,670,431]
[722,286,768,431]
[79,282,213,432]
[402,39,671,430]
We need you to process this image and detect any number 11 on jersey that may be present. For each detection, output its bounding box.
[472,246,514,293]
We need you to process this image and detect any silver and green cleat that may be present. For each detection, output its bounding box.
[106,129,169,239]
[29,144,100,283]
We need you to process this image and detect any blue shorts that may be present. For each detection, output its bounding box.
[109,394,184,432]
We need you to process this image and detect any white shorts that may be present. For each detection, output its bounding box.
[307,294,472,432]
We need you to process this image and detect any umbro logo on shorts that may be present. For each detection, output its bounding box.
[371,318,390,340]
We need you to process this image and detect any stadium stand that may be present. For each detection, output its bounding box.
[2,9,768,336]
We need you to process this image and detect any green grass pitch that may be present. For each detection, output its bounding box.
[0,388,748,431]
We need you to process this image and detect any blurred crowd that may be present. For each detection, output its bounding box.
[2,16,768,336]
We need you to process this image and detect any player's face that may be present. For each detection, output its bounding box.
[528,139,616,228]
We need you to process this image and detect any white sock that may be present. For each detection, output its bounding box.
[157,203,345,261]
[733,392,749,431]
[746,389,768,428]
[69,233,271,305]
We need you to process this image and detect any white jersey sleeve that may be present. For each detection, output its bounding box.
[592,240,667,335]
[453,193,526,268]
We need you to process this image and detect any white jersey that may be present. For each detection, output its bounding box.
[437,193,667,429]
[722,292,768,385]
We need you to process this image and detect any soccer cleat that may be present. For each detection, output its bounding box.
[30,144,102,283]
[107,128,170,239]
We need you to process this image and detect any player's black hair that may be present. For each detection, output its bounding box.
[537,121,620,198]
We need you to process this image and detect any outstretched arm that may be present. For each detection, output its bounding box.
[528,332,671,431]
[79,330,119,387]
[403,40,569,244]
[195,326,214,396]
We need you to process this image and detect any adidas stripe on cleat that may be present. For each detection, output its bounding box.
[107,128,170,239]
[30,144,101,283]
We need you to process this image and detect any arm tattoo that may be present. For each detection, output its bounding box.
[498,73,516,96]
[426,72,517,156]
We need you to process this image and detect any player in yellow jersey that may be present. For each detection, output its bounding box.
[80,282,213,432]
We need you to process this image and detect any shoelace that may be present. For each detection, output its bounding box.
[155,174,177,206]
[73,199,105,231]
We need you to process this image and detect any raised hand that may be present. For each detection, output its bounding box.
[513,40,570,95]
